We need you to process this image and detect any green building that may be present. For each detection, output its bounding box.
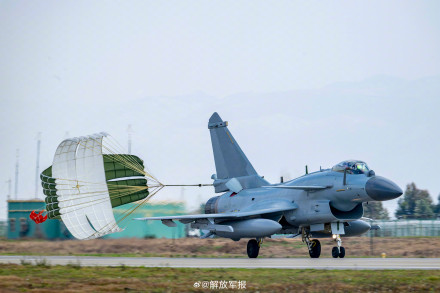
[105,201,186,239]
[7,200,186,240]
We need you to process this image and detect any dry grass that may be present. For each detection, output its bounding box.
[0,237,439,258]
[0,264,439,292]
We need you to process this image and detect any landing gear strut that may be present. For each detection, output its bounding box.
[247,237,263,258]
[302,228,321,258]
[331,234,345,258]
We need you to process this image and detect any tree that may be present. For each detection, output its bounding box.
[363,201,389,220]
[395,183,435,219]
[434,194,440,217]
[414,199,435,219]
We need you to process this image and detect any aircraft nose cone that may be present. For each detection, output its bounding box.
[366,176,403,201]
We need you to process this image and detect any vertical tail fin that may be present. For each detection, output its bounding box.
[208,112,258,179]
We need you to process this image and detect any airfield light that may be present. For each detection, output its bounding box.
[332,234,337,239]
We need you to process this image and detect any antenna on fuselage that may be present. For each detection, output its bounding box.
[305,165,308,175]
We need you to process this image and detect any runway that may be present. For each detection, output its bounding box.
[1,256,439,270]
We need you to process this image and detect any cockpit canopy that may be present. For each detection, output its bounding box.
[332,160,370,175]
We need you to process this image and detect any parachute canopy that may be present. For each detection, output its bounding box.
[40,132,161,240]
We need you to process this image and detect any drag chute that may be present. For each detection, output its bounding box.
[29,210,48,224]
[40,132,163,240]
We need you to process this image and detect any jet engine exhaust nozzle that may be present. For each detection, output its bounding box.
[365,176,403,201]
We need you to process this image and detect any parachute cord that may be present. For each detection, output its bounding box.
[86,185,164,239]
[76,137,151,181]
[96,136,150,177]
[88,186,159,238]
[84,139,147,177]
[49,186,151,212]
[71,139,143,176]
[49,182,212,215]
[163,184,213,187]
[33,203,47,213]
[53,135,161,185]
[106,183,210,232]
[44,133,213,239]
[115,185,164,227]
[104,136,156,179]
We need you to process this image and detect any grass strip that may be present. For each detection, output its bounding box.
[0,264,439,292]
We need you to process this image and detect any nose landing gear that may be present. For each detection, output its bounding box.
[331,234,345,258]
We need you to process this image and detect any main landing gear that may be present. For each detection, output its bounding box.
[302,228,321,258]
[247,237,263,258]
[331,234,345,258]
[246,232,345,259]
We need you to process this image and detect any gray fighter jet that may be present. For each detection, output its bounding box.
[136,112,403,258]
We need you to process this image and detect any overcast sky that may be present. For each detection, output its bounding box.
[1,1,439,220]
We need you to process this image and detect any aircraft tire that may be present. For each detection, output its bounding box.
[309,239,321,258]
[247,239,260,258]
[332,247,339,258]
[339,247,345,258]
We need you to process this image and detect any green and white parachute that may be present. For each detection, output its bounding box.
[40,132,163,240]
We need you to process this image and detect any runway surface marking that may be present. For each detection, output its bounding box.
[1,256,439,270]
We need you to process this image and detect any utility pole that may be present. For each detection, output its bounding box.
[6,179,11,200]
[370,219,374,256]
[127,124,132,154]
[35,132,41,199]
[14,149,19,200]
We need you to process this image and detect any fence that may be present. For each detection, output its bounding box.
[0,221,7,237]
[365,219,440,237]
[1,219,438,238]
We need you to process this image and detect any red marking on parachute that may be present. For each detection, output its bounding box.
[29,210,48,224]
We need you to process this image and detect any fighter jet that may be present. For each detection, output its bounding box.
[136,112,403,258]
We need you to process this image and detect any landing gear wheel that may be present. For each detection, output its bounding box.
[332,247,339,258]
[331,246,345,258]
[339,247,345,258]
[247,239,260,258]
[308,239,321,258]
[332,234,345,258]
